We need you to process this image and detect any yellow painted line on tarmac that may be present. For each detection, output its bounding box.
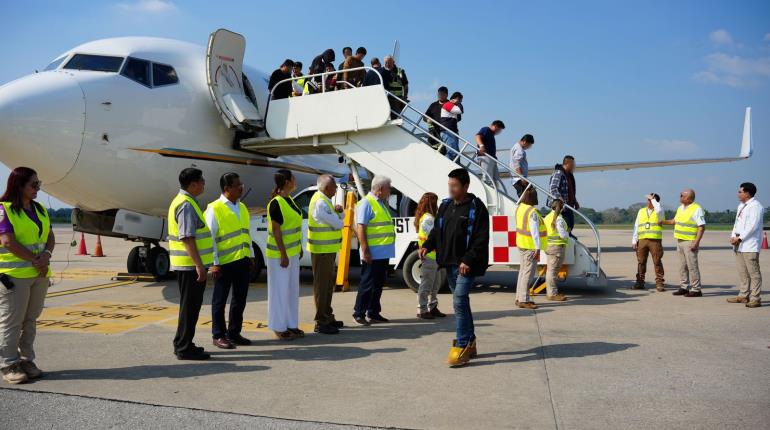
[46,280,137,298]
[54,268,121,280]
[38,301,179,334]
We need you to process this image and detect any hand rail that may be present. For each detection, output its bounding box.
[384,90,602,276]
[268,66,382,100]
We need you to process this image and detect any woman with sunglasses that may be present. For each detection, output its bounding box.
[0,167,55,384]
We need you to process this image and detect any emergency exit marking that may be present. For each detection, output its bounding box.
[37,301,179,334]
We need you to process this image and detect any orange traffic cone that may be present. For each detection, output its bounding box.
[762,232,768,250]
[76,232,88,255]
[92,235,105,257]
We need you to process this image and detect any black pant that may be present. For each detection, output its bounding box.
[513,180,527,197]
[173,270,206,355]
[211,257,251,339]
[353,259,388,318]
[562,207,575,232]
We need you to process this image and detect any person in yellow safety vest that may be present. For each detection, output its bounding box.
[515,187,546,309]
[632,193,665,292]
[543,200,569,301]
[204,173,254,350]
[662,188,706,297]
[307,174,345,335]
[0,167,55,385]
[266,169,304,340]
[383,55,409,119]
[352,175,396,326]
[167,168,214,360]
[290,61,306,97]
[414,192,447,320]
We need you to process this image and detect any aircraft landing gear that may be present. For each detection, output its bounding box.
[127,243,170,279]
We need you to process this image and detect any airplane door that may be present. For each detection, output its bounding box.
[206,28,262,131]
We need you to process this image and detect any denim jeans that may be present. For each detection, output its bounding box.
[446,265,475,348]
[442,131,460,161]
[353,259,388,318]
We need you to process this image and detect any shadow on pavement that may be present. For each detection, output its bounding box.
[44,362,270,381]
[471,341,639,366]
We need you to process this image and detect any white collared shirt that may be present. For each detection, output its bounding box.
[204,194,254,265]
[311,193,343,230]
[632,200,664,244]
[529,210,541,249]
[731,197,764,253]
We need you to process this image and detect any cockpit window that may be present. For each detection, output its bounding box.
[44,55,68,71]
[121,57,151,87]
[152,63,178,86]
[63,54,124,72]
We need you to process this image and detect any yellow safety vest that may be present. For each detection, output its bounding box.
[0,202,51,278]
[291,77,306,97]
[387,67,405,96]
[417,213,436,260]
[515,203,546,250]
[306,191,342,254]
[207,199,251,265]
[636,207,663,240]
[266,195,303,259]
[674,203,702,241]
[543,210,569,247]
[358,194,395,247]
[167,193,214,270]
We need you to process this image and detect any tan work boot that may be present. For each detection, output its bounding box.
[467,338,478,358]
[515,300,538,309]
[746,301,762,308]
[20,360,43,379]
[2,363,28,385]
[727,296,749,304]
[655,285,665,292]
[547,294,567,301]
[447,340,472,367]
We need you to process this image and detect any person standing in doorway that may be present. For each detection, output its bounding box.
[0,167,55,384]
[167,168,213,360]
[662,188,706,297]
[421,169,490,367]
[728,182,764,308]
[205,173,254,350]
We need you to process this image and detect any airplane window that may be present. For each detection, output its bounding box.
[63,54,124,72]
[152,63,178,86]
[44,55,68,71]
[121,57,151,87]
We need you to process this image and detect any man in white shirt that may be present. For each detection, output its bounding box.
[632,193,666,291]
[510,134,534,197]
[728,182,764,308]
[663,188,706,297]
[204,173,255,349]
[307,174,345,333]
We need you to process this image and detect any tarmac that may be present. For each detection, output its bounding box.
[1,227,769,430]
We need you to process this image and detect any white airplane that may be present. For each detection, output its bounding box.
[0,29,753,278]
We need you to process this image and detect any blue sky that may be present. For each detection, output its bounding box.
[1,0,768,210]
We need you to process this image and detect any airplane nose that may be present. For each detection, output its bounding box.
[0,71,85,184]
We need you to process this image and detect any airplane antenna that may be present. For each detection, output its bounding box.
[392,40,400,64]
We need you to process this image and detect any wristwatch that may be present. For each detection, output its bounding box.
[42,249,52,257]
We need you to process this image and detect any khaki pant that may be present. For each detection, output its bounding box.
[311,253,337,326]
[0,276,49,367]
[417,258,440,312]
[677,240,701,292]
[517,249,538,302]
[636,238,664,287]
[735,252,762,302]
[545,245,565,296]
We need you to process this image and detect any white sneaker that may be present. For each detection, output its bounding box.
[2,363,29,384]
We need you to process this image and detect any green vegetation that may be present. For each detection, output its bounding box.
[558,203,770,227]
[47,207,73,224]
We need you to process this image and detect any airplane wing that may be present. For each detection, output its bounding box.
[500,107,753,178]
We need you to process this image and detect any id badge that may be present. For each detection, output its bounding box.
[645,222,650,229]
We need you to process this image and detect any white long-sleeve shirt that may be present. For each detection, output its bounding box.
[529,210,541,250]
[632,200,664,244]
[731,197,765,252]
[204,194,254,265]
[553,216,569,241]
[311,193,343,230]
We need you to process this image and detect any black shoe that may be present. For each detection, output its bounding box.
[417,312,435,320]
[632,282,645,290]
[368,314,390,323]
[176,350,211,360]
[430,307,447,318]
[314,324,340,335]
[332,320,344,328]
[685,290,702,297]
[672,288,688,296]
[192,345,205,354]
[227,334,252,346]
[353,316,370,326]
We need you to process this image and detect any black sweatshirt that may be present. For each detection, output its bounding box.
[423,194,489,277]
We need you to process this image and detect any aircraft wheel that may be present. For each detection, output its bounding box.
[127,246,143,274]
[403,249,448,293]
[147,246,170,279]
